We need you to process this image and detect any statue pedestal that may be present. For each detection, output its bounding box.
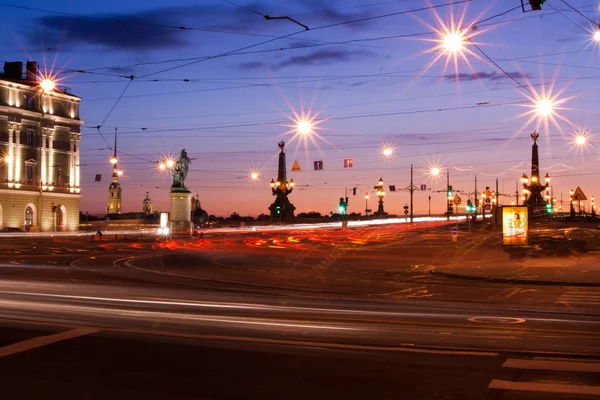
[169,190,193,235]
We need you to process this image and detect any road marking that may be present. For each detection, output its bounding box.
[503,358,600,373]
[558,290,600,307]
[0,327,99,357]
[488,379,600,396]
[108,327,498,356]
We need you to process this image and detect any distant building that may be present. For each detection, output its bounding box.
[142,191,153,214]
[107,165,122,215]
[0,61,83,231]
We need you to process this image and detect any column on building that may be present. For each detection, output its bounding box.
[69,132,75,192]
[48,129,55,188]
[9,122,22,186]
[75,133,81,191]
[7,122,14,184]
[40,128,49,187]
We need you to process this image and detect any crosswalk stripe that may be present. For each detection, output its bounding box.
[489,379,600,395]
[503,358,600,373]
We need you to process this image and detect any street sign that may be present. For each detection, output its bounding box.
[573,186,587,201]
[450,227,459,236]
[420,184,426,190]
[343,158,354,168]
[291,161,302,172]
[313,160,323,170]
[404,209,409,215]
[94,174,102,182]
[453,195,462,205]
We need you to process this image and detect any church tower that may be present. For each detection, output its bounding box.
[107,129,122,214]
[142,191,153,214]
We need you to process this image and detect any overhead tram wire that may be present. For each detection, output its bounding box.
[94,76,135,150]
[135,0,471,79]
[558,0,598,26]
[30,2,527,81]
[547,3,590,33]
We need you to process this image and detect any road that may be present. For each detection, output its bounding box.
[0,223,599,398]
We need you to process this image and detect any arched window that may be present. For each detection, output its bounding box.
[25,205,35,231]
[56,205,67,231]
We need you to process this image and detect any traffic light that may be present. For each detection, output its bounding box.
[353,187,356,196]
[339,197,347,213]
[529,0,547,11]
[546,202,552,213]
[466,200,474,212]
[276,205,281,214]
[447,185,453,197]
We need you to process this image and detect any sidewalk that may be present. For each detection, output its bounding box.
[431,251,600,286]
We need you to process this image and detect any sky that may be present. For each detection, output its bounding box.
[2,0,600,217]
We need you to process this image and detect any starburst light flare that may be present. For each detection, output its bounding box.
[517,79,573,135]
[282,107,329,151]
[418,4,490,79]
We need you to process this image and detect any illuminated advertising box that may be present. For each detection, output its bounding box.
[502,206,528,245]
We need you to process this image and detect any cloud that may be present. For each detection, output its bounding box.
[29,4,262,52]
[443,71,531,82]
[239,48,375,71]
[29,1,376,53]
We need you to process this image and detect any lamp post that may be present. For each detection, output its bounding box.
[364,193,369,216]
[375,177,386,216]
[431,166,451,220]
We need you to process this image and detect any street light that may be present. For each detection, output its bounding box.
[297,120,312,135]
[40,77,55,93]
[594,29,600,42]
[375,177,386,216]
[575,134,587,146]
[364,193,369,216]
[382,146,393,157]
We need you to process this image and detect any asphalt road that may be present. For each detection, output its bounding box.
[0,224,599,398]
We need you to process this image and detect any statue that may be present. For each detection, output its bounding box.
[278,140,285,152]
[172,149,191,190]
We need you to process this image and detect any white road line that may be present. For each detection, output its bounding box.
[488,379,600,396]
[0,327,100,357]
[503,358,600,373]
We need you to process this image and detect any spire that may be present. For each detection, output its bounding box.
[277,140,286,183]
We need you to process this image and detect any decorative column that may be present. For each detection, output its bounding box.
[48,129,55,189]
[75,133,81,192]
[69,132,75,191]
[41,128,52,188]
[7,122,14,185]
[12,122,22,186]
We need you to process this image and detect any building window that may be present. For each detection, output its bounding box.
[26,130,34,146]
[25,206,34,231]
[110,202,114,209]
[26,165,34,185]
[25,95,35,110]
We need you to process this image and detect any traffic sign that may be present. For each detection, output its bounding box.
[453,195,462,205]
[450,227,459,235]
[404,209,409,215]
[573,186,587,201]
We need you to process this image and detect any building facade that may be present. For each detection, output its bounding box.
[0,61,83,231]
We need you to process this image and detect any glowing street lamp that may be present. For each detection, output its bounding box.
[250,171,259,181]
[382,146,393,157]
[535,99,554,117]
[296,120,312,135]
[110,155,118,165]
[39,77,55,93]
[441,31,465,54]
[594,29,600,42]
[575,134,587,146]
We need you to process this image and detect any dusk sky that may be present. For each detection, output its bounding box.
[2,0,599,217]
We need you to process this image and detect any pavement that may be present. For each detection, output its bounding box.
[432,250,600,286]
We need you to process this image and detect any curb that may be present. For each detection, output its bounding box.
[430,270,600,287]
